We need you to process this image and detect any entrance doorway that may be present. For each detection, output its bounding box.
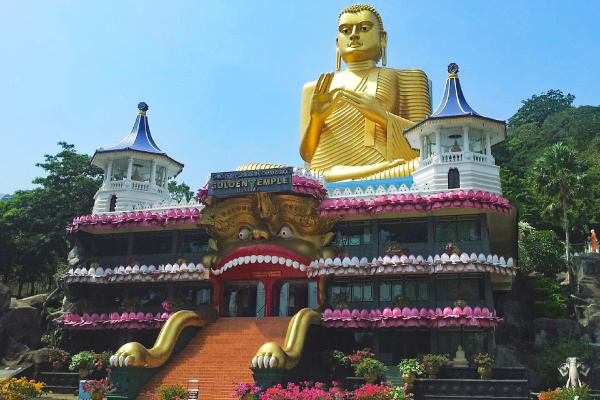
[274,280,317,316]
[222,281,265,317]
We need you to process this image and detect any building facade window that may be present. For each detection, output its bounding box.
[448,168,460,189]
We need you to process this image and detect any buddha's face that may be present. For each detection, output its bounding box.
[337,10,383,63]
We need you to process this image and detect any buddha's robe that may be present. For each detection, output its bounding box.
[305,68,430,179]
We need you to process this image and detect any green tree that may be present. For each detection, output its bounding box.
[508,89,575,129]
[519,230,567,277]
[168,180,194,202]
[530,143,586,263]
[0,142,101,296]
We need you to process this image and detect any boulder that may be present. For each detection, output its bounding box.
[532,318,584,345]
[0,284,10,315]
[0,331,30,361]
[0,305,41,349]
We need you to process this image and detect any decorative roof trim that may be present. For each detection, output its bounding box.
[59,312,171,331]
[322,306,502,329]
[307,253,516,277]
[319,190,512,217]
[66,207,201,233]
[61,263,207,284]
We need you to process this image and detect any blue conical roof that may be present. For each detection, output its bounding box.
[93,102,183,168]
[404,64,504,134]
[431,64,481,117]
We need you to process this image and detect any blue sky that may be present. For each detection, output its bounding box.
[1,1,598,195]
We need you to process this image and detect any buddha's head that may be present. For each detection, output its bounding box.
[337,4,387,67]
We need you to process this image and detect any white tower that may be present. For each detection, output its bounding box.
[91,102,184,214]
[404,64,506,195]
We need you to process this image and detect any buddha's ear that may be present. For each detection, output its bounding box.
[380,31,387,66]
[335,38,341,71]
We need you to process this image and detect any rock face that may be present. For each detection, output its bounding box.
[0,284,10,315]
[0,292,49,368]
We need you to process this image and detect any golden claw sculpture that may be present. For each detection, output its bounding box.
[252,308,322,369]
[110,307,218,368]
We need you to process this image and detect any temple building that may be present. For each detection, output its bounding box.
[58,5,518,399]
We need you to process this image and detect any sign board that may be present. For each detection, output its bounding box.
[208,167,293,196]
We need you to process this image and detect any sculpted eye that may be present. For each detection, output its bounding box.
[361,25,371,32]
[239,228,251,240]
[277,226,295,239]
[340,27,350,34]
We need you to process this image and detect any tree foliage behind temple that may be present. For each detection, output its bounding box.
[0,142,102,296]
[497,90,600,249]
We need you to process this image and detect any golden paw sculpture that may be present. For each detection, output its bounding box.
[252,308,322,369]
[110,308,217,368]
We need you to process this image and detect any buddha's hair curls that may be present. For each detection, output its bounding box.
[338,4,384,33]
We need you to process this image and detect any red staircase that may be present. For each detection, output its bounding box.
[137,317,291,400]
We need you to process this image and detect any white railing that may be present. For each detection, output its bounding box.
[131,182,150,191]
[423,151,493,166]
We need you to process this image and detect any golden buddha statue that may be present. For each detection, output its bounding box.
[299,4,431,182]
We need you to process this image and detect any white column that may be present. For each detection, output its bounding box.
[462,127,470,152]
[150,161,157,187]
[435,130,441,155]
[106,160,113,183]
[485,132,492,155]
[126,157,134,180]
[420,137,426,160]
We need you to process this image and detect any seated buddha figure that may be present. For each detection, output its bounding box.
[300,4,431,182]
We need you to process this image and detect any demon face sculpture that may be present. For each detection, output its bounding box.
[199,193,339,273]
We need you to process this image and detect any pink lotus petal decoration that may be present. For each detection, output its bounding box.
[321,307,502,329]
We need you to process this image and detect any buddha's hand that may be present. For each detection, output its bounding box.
[340,89,388,127]
[252,342,291,369]
[310,73,343,121]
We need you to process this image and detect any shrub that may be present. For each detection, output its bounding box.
[533,276,567,318]
[0,377,46,400]
[537,384,590,400]
[355,358,387,379]
[353,382,395,400]
[259,382,347,400]
[397,358,422,375]
[144,384,188,400]
[93,351,114,370]
[536,338,593,390]
[69,351,95,371]
[519,230,566,277]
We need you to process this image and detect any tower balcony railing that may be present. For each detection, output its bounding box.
[101,179,166,195]
[420,151,495,167]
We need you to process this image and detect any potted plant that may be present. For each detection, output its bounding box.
[126,255,141,266]
[421,354,451,379]
[48,347,70,372]
[231,382,261,400]
[472,352,494,379]
[397,358,422,387]
[162,299,184,313]
[121,297,140,312]
[322,349,350,376]
[354,358,388,384]
[144,384,188,400]
[331,291,349,310]
[393,293,410,308]
[386,243,404,257]
[69,350,96,379]
[93,351,114,372]
[443,242,460,255]
[81,379,116,400]
[450,285,473,308]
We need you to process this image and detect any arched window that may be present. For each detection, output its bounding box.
[109,195,117,212]
[448,168,460,189]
